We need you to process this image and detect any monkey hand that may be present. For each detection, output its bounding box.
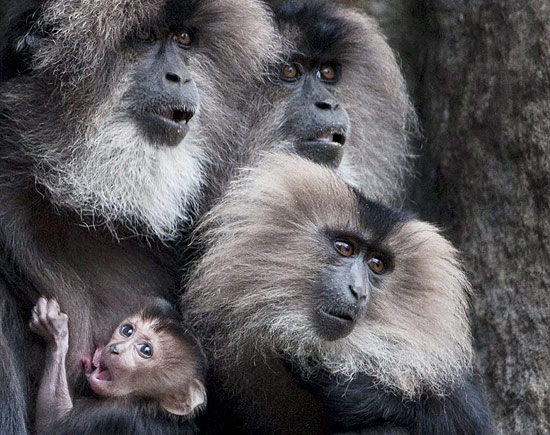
[29,297,69,351]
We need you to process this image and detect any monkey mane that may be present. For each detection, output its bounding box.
[184,154,473,397]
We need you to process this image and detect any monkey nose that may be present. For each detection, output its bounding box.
[348,285,368,306]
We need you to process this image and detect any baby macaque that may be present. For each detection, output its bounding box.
[29,297,206,435]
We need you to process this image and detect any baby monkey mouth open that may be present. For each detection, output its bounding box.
[93,360,112,382]
[84,347,112,384]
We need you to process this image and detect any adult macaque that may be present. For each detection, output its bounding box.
[183,154,491,435]
[30,298,206,435]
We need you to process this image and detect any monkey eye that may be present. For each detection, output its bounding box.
[120,324,134,337]
[318,63,337,81]
[367,256,386,274]
[334,240,355,257]
[174,29,194,47]
[281,63,300,81]
[138,343,153,358]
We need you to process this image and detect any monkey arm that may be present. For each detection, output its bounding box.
[29,298,73,435]
[287,363,492,435]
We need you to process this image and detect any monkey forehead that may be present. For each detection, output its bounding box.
[32,0,279,87]
[238,153,363,227]
[274,2,395,70]
[275,1,356,63]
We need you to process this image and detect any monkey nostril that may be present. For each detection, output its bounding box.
[165,72,181,83]
[315,101,332,110]
[110,344,119,355]
[349,285,367,303]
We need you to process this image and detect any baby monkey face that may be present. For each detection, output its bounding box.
[86,316,166,397]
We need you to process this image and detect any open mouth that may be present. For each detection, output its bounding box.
[296,130,347,166]
[93,360,112,382]
[155,106,195,125]
[305,130,347,147]
[136,104,196,146]
[85,347,112,388]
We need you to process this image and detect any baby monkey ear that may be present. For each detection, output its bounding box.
[160,378,206,416]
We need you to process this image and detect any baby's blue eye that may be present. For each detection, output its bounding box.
[120,324,134,337]
[139,344,153,358]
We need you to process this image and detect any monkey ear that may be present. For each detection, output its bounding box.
[160,379,206,416]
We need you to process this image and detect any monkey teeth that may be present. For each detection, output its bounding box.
[310,132,346,146]
[317,133,334,142]
[158,107,194,124]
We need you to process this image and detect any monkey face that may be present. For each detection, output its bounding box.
[312,236,393,341]
[124,27,199,147]
[277,58,350,167]
[86,315,165,397]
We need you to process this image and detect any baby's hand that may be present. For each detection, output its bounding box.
[29,298,69,351]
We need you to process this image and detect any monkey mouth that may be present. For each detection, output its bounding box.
[86,347,113,391]
[155,106,195,125]
[93,360,113,382]
[316,307,356,341]
[305,130,347,147]
[137,105,196,146]
[296,130,347,167]
[320,308,355,323]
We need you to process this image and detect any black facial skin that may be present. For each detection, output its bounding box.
[314,234,390,341]
[128,28,198,147]
[278,60,350,167]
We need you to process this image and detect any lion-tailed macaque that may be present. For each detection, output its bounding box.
[183,154,492,435]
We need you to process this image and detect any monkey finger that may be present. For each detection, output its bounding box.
[29,312,48,337]
[46,299,60,321]
[37,297,48,319]
[49,298,61,315]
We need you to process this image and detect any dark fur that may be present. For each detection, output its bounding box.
[182,154,491,435]
[0,0,278,432]
[56,399,198,435]
[289,364,491,434]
